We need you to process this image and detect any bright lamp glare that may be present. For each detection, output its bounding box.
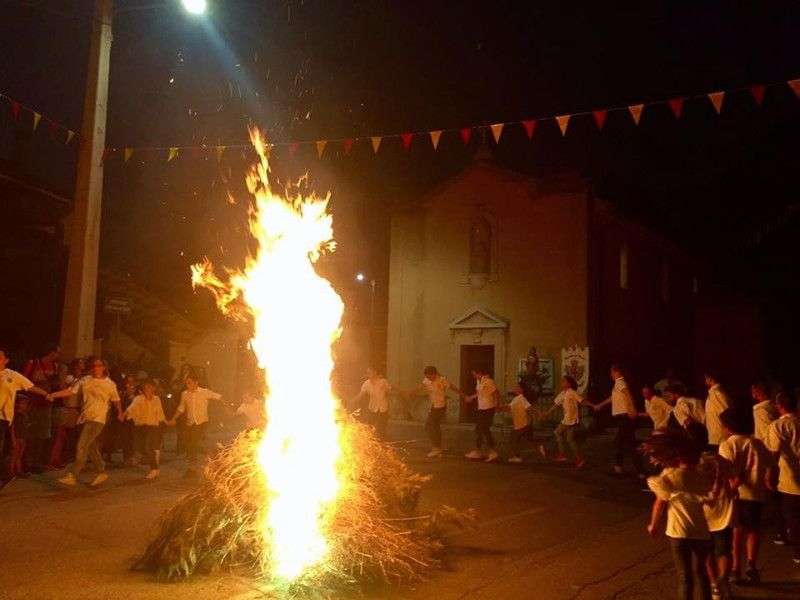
[181,0,207,14]
[355,273,365,282]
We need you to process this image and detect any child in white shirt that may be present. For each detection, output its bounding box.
[123,379,167,479]
[540,376,585,468]
[496,384,533,464]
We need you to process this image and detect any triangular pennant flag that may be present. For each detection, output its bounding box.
[66,130,75,145]
[10,101,20,121]
[102,147,114,164]
[628,104,644,125]
[316,140,327,158]
[47,118,59,139]
[555,114,570,136]
[429,130,442,149]
[343,138,354,155]
[592,110,607,130]
[400,132,413,150]
[32,112,42,131]
[708,91,725,114]
[750,85,766,106]
[459,127,472,145]
[668,98,685,119]
[124,148,134,162]
[489,123,504,144]
[215,146,225,161]
[167,147,179,162]
[522,119,536,139]
[370,136,382,153]
[287,142,299,156]
[789,79,800,98]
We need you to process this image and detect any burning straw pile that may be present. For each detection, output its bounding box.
[135,418,473,594]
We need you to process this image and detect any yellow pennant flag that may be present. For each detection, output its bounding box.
[167,147,179,162]
[708,91,725,114]
[32,112,42,131]
[628,104,644,125]
[555,115,570,136]
[215,146,225,161]
[66,130,75,145]
[490,123,504,143]
[124,148,133,162]
[316,140,327,158]
[429,130,442,150]
[370,136,382,153]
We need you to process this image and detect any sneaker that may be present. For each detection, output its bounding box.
[464,450,483,460]
[710,582,721,600]
[90,472,109,487]
[554,454,568,463]
[773,535,787,545]
[145,469,160,480]
[508,456,523,464]
[792,556,800,565]
[727,569,740,585]
[58,473,77,486]
[538,444,547,459]
[426,448,443,458]
[484,450,499,463]
[575,458,586,470]
[743,566,759,585]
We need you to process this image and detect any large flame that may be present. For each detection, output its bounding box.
[192,127,344,581]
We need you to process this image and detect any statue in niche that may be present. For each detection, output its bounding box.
[469,213,492,277]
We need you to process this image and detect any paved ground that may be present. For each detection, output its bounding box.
[2,421,799,599]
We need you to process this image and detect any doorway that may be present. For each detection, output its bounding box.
[459,344,494,423]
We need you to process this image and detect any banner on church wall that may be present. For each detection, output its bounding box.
[561,345,589,396]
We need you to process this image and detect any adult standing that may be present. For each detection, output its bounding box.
[704,371,730,449]
[52,358,122,487]
[464,368,500,463]
[21,345,60,473]
[0,348,48,488]
[47,358,84,469]
[354,367,392,441]
[404,366,462,457]
[168,374,222,469]
[588,365,643,478]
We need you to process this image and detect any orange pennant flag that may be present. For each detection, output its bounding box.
[628,104,644,125]
[708,91,725,114]
[316,140,327,158]
[429,130,442,149]
[124,148,133,162]
[787,79,800,98]
[490,123,504,143]
[167,147,179,162]
[370,136,382,153]
[32,112,42,131]
[555,115,570,136]
[66,130,75,145]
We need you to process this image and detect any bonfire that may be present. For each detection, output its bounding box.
[135,127,472,595]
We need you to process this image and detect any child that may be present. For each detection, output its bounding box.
[717,408,771,584]
[643,430,713,600]
[541,376,585,468]
[464,368,500,463]
[236,391,266,430]
[699,446,735,600]
[641,385,674,431]
[497,384,533,464]
[168,374,222,471]
[123,379,167,479]
[353,367,393,441]
[404,366,463,458]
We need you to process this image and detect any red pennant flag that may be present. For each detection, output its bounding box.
[522,119,536,139]
[668,98,685,119]
[628,104,644,125]
[787,79,800,98]
[10,101,20,121]
[401,132,413,150]
[708,91,725,114]
[750,85,766,106]
[102,148,115,164]
[46,118,59,139]
[592,110,607,131]
[343,138,354,155]
[459,128,472,145]
[288,142,299,156]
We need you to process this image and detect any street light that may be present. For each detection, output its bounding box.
[60,0,205,358]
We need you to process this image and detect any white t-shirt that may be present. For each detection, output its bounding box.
[699,454,735,532]
[554,388,582,426]
[361,378,391,413]
[476,376,498,410]
[0,368,34,423]
[719,434,770,502]
[423,376,449,409]
[647,466,712,540]
[178,387,222,425]
[72,376,120,424]
[752,400,777,442]
[765,414,800,496]
[673,397,705,428]
[705,385,730,445]
[125,394,166,427]
[611,378,635,416]
[646,396,673,430]
[509,394,532,430]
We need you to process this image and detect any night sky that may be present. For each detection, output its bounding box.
[2,1,799,379]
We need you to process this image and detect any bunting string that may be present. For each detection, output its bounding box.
[3,76,799,165]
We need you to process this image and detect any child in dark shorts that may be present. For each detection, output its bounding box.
[717,408,771,584]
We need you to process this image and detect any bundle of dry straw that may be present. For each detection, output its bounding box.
[135,419,473,595]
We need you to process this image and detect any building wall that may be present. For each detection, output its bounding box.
[387,162,589,421]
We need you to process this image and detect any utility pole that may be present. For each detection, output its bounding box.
[60,0,113,357]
